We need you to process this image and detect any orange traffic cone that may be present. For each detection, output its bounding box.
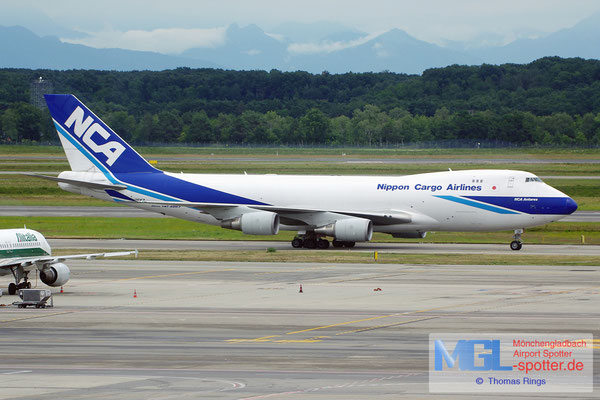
[133,289,137,298]
[60,286,63,293]
[299,284,303,293]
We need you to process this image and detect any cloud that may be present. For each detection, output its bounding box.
[62,27,227,54]
[287,32,383,55]
[372,42,389,58]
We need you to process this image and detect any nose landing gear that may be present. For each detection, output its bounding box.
[510,229,523,251]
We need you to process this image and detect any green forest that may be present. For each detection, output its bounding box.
[1,57,600,147]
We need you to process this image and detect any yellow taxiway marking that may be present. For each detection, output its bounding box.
[286,314,398,335]
[584,339,600,349]
[335,317,437,336]
[227,284,600,344]
[0,311,74,324]
[117,268,236,281]
[227,335,281,343]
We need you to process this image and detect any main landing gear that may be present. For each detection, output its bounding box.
[8,280,31,295]
[7,267,32,295]
[510,229,523,251]
[291,232,355,250]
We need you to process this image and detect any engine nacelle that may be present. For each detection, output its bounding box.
[316,218,373,242]
[221,211,280,235]
[40,263,71,287]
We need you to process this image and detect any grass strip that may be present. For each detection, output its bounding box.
[54,248,600,266]
[1,216,597,245]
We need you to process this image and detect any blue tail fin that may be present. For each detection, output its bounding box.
[45,94,158,174]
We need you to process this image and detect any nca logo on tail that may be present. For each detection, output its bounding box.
[64,106,125,166]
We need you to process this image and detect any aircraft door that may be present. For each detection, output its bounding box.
[507,176,515,188]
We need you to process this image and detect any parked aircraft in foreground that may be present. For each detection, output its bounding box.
[0,228,137,295]
[38,94,577,251]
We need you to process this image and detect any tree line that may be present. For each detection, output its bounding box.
[1,57,600,146]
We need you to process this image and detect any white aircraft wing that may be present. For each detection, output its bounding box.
[127,200,414,225]
[0,250,138,269]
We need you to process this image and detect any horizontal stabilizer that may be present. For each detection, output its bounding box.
[25,173,127,191]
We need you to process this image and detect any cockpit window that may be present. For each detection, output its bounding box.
[525,177,543,183]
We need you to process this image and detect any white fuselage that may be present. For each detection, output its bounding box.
[0,229,51,275]
[57,168,574,234]
[43,94,578,242]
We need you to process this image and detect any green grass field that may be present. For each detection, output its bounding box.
[52,248,600,266]
[1,216,597,245]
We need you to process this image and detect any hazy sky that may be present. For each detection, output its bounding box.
[3,0,600,53]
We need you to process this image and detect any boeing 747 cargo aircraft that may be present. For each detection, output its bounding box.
[36,94,577,250]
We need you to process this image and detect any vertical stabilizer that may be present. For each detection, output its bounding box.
[45,94,158,174]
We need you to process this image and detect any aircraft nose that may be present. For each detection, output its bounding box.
[565,197,578,214]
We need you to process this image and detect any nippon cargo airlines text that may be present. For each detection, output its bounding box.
[377,183,483,192]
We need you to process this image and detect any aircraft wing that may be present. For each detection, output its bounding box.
[127,200,413,225]
[0,250,138,270]
[252,205,413,225]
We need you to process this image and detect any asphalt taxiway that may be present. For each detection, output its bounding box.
[0,259,599,399]
[47,238,600,256]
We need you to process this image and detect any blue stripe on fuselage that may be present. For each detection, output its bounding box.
[436,195,575,215]
[435,195,519,214]
[465,196,575,215]
[105,189,135,201]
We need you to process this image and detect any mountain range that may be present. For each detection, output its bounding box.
[1,12,600,74]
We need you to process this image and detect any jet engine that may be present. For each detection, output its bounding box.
[315,218,373,242]
[40,263,71,287]
[221,211,280,235]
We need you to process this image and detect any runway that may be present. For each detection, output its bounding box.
[5,206,599,222]
[0,259,599,399]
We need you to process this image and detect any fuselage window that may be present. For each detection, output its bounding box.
[526,177,543,183]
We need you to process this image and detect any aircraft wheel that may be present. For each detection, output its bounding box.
[8,283,16,295]
[332,240,344,248]
[510,240,522,251]
[344,241,356,248]
[26,282,31,289]
[303,238,317,249]
[317,239,330,249]
[291,238,303,248]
